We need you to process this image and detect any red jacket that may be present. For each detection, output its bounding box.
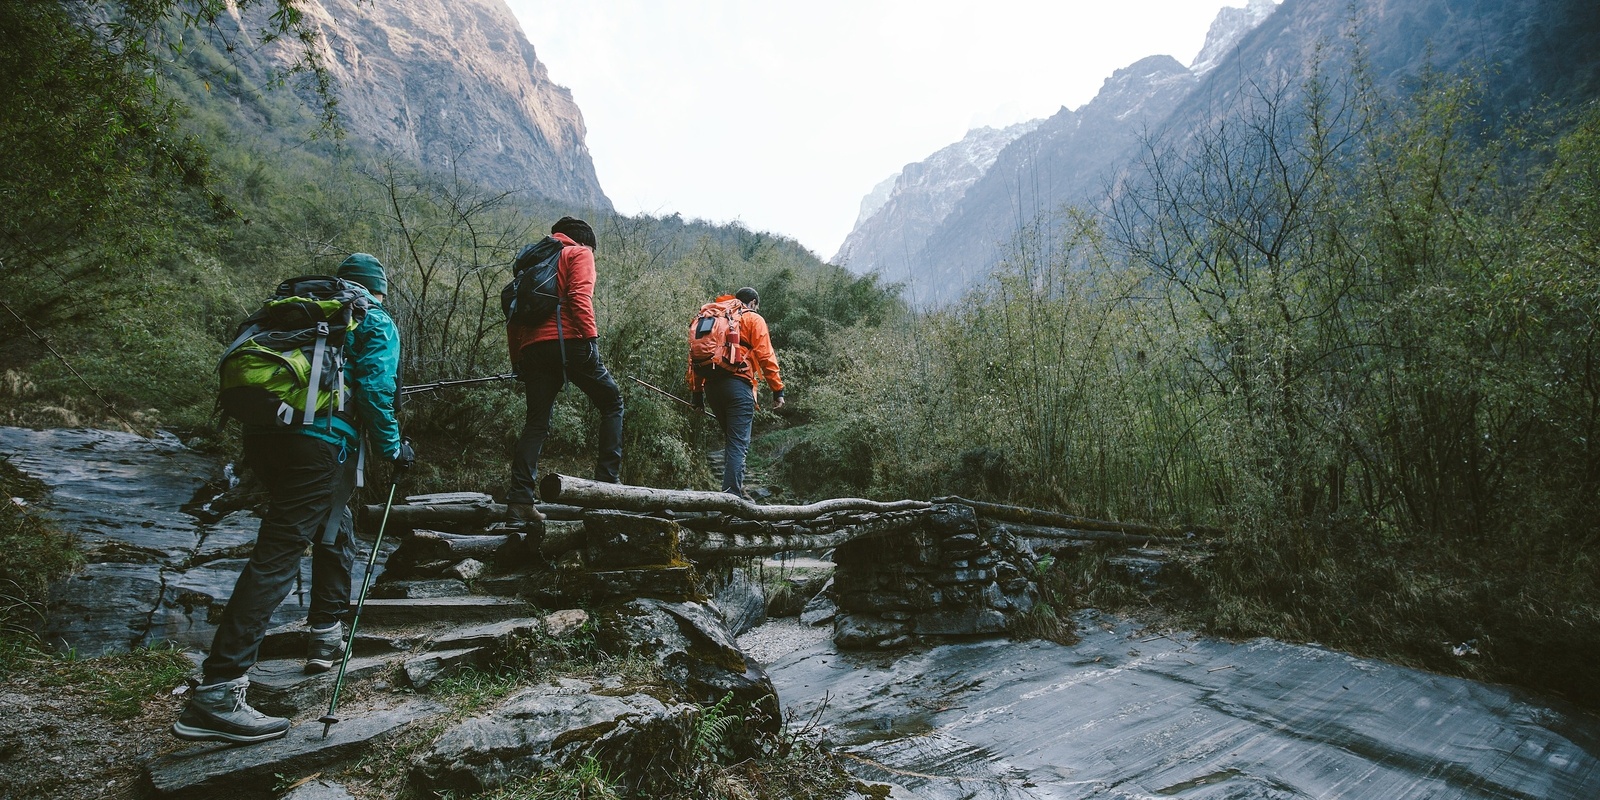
[686,295,784,395]
[507,232,597,360]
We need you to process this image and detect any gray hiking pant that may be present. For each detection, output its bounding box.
[705,374,755,496]
[202,433,356,683]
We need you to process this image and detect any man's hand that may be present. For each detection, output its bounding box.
[391,439,416,481]
[772,390,786,410]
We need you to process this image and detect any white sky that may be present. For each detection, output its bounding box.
[503,1,1241,259]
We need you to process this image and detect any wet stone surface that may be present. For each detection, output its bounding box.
[0,426,389,657]
[763,609,1600,799]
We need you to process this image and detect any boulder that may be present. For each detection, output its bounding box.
[409,680,695,795]
[584,511,682,568]
[593,599,780,734]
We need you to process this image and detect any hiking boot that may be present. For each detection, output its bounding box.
[305,621,345,674]
[508,502,545,523]
[171,676,290,743]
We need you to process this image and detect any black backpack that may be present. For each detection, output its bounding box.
[217,276,371,428]
[500,237,565,327]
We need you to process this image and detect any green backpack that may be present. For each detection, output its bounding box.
[217,275,372,428]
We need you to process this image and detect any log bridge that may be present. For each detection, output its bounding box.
[362,475,1208,649]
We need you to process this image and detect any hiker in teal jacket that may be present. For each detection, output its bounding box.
[174,253,415,744]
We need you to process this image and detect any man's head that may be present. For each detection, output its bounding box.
[735,287,760,310]
[338,253,387,297]
[551,216,597,249]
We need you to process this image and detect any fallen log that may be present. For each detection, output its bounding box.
[980,520,1182,547]
[540,474,932,521]
[401,530,524,562]
[679,511,925,557]
[936,496,1219,539]
[360,501,586,528]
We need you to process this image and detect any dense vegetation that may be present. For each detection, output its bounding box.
[2,0,1596,737]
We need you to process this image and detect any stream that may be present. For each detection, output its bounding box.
[6,425,1599,798]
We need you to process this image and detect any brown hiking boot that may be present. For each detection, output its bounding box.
[508,503,545,523]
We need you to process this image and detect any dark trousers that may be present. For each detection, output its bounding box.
[509,338,624,503]
[203,434,355,682]
[705,374,755,496]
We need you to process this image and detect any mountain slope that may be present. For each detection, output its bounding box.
[832,120,1039,288]
[211,0,609,208]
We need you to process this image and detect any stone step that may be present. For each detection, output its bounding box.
[354,596,535,627]
[147,698,444,800]
[259,622,424,660]
[247,655,395,718]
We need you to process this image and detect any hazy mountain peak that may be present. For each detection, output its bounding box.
[1191,0,1280,76]
[833,119,1041,267]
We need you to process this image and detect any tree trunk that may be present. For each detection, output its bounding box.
[540,475,931,521]
[936,496,1216,538]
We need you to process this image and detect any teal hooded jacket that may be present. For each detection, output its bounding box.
[256,283,401,461]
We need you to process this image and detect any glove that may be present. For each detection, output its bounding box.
[690,392,704,409]
[391,439,416,480]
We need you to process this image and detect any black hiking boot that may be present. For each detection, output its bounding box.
[171,676,290,743]
[305,621,345,674]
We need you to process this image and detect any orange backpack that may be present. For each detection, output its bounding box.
[688,297,746,377]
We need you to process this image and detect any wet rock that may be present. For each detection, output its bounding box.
[911,608,1008,636]
[710,567,766,635]
[593,599,780,729]
[446,558,486,582]
[584,566,698,601]
[280,779,355,800]
[403,647,489,691]
[248,655,393,717]
[410,680,695,796]
[834,614,910,650]
[147,699,443,799]
[368,578,471,599]
[543,609,588,637]
[356,597,533,626]
[584,510,682,568]
[800,581,838,627]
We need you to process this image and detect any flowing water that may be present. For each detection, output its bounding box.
[758,606,1600,797]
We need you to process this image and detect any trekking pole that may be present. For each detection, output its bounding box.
[627,374,716,419]
[400,372,518,397]
[319,476,400,739]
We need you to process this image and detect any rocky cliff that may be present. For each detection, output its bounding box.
[219,0,609,209]
[832,120,1039,286]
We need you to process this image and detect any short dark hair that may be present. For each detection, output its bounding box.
[550,216,597,249]
[735,287,759,306]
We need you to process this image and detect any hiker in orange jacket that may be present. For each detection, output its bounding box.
[688,287,784,498]
[506,217,624,522]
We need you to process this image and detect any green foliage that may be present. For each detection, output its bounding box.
[0,458,80,626]
[467,757,623,800]
[0,636,190,718]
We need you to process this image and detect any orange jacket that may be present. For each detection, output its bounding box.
[687,295,784,396]
[506,232,597,361]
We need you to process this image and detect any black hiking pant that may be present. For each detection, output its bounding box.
[509,337,625,504]
[202,433,356,683]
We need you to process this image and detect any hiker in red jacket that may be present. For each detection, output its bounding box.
[688,287,784,498]
[506,217,624,522]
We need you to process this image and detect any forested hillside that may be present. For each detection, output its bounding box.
[2,0,1597,716]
